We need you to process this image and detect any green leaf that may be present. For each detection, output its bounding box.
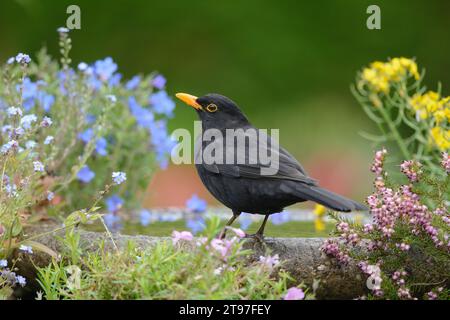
[358,131,387,143]
[21,240,59,259]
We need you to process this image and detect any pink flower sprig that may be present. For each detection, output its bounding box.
[400,160,422,182]
[371,148,387,176]
[171,230,194,245]
[283,287,305,300]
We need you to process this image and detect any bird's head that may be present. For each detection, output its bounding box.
[176,93,250,129]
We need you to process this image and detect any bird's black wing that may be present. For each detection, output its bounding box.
[195,130,317,186]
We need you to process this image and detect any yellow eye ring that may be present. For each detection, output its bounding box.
[206,103,218,112]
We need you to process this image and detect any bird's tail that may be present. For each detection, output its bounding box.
[282,183,367,212]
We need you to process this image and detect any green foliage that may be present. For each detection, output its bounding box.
[37,217,308,300]
[352,57,449,173]
[1,29,174,297]
[318,57,450,300]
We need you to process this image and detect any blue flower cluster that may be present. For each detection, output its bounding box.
[17,78,55,112]
[78,128,108,156]
[186,194,207,213]
[70,57,175,190]
[75,57,176,171]
[128,94,176,169]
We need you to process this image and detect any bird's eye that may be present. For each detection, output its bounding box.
[206,103,218,113]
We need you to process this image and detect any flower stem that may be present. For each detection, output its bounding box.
[378,106,411,160]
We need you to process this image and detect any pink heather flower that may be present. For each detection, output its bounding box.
[373,289,384,297]
[283,287,305,300]
[396,242,410,251]
[210,238,237,260]
[434,207,447,216]
[336,222,350,233]
[427,291,438,300]
[400,160,422,182]
[259,254,280,270]
[371,148,387,176]
[227,227,246,238]
[397,287,412,299]
[441,152,450,174]
[363,224,374,233]
[321,239,350,264]
[210,238,224,251]
[171,230,193,245]
[195,236,208,247]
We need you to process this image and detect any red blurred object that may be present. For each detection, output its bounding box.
[144,164,217,207]
[306,151,360,196]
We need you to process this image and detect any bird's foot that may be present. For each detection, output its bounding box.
[244,233,265,243]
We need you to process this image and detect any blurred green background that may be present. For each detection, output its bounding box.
[1,0,449,203]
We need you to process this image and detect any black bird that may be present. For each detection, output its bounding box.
[176,93,366,239]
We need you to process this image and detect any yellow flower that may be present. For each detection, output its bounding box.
[409,91,449,122]
[313,204,327,232]
[313,204,326,217]
[433,110,446,123]
[430,127,450,151]
[361,57,420,94]
[398,57,420,80]
[314,218,325,232]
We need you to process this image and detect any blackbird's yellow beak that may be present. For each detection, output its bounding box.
[175,93,202,110]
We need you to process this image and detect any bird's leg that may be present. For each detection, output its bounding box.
[246,215,269,242]
[256,215,269,236]
[218,211,241,239]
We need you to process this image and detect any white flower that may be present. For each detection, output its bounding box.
[5,184,18,198]
[33,161,44,172]
[214,267,223,275]
[0,259,7,268]
[15,275,26,287]
[20,114,38,129]
[57,27,69,33]
[19,245,33,254]
[41,116,53,127]
[47,191,55,201]
[78,62,88,71]
[25,140,37,149]
[15,53,31,64]
[44,136,54,145]
[112,171,127,185]
[7,57,15,64]
[14,127,25,136]
[2,125,12,133]
[106,95,117,103]
[1,140,18,154]
[259,254,280,270]
[7,106,22,117]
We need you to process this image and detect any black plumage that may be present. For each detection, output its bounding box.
[176,93,367,238]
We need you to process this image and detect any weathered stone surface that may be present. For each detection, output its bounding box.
[13,223,367,299]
